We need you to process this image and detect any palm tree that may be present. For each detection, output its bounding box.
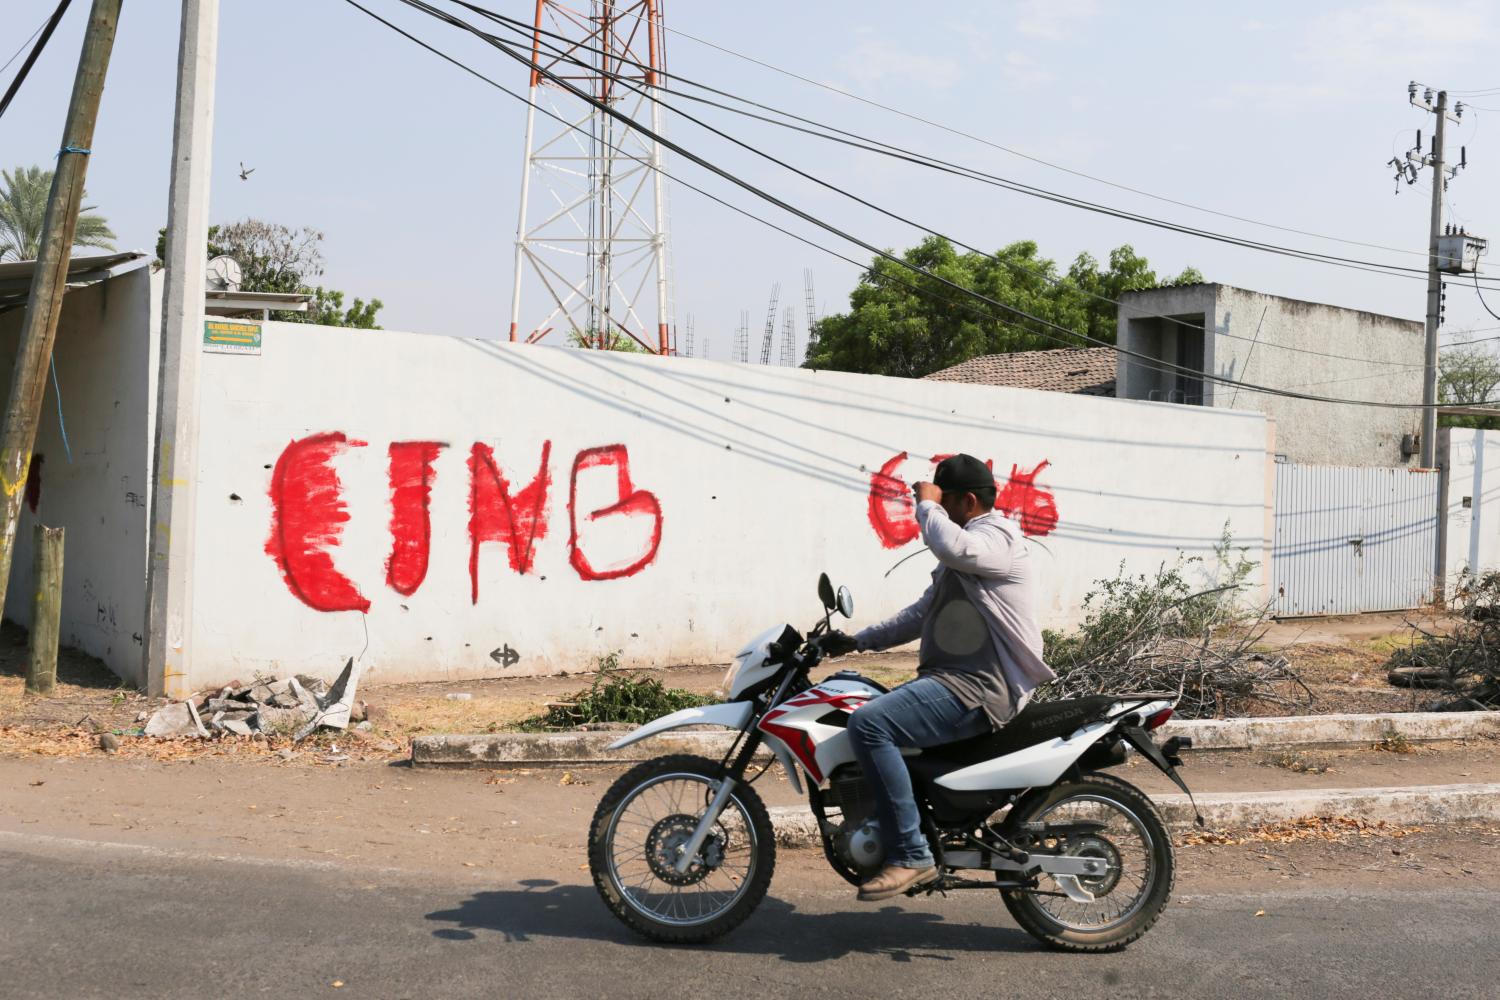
[0,165,117,262]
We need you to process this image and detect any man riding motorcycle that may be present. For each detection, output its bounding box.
[822,453,1056,901]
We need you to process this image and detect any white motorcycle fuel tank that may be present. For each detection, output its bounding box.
[755,672,882,785]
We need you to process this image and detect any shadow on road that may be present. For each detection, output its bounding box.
[425,879,1038,962]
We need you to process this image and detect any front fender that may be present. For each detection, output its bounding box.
[606,701,754,750]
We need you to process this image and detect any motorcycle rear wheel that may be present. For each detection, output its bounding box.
[999,772,1175,952]
[589,754,776,944]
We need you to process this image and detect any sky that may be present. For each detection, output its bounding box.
[4,0,1500,365]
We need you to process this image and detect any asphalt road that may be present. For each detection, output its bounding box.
[1,831,1494,1000]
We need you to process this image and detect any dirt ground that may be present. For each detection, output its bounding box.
[0,610,1477,758]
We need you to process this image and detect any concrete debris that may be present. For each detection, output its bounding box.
[256,706,316,735]
[184,699,211,738]
[138,662,367,741]
[293,658,363,741]
[143,703,200,739]
[446,693,473,702]
[295,674,330,699]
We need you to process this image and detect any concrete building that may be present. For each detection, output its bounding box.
[1116,284,1424,467]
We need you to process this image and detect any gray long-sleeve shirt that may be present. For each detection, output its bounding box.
[853,501,1054,728]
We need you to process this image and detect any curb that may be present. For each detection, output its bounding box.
[767,782,1500,846]
[409,710,1500,768]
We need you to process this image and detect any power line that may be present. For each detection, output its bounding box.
[0,0,72,123]
[347,0,1500,413]
[0,12,52,80]
[533,0,1464,267]
[1476,274,1500,324]
[457,1,1498,289]
[441,2,1463,374]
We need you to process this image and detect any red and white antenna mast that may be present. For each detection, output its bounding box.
[507,1,672,354]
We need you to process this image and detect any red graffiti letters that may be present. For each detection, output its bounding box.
[866,451,1059,547]
[867,451,920,550]
[266,432,371,613]
[568,444,664,582]
[468,441,553,602]
[997,460,1059,537]
[386,441,445,597]
[267,434,663,610]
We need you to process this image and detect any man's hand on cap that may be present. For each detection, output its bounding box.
[914,481,942,504]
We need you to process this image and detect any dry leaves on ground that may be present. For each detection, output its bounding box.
[0,725,406,764]
[1179,815,1425,847]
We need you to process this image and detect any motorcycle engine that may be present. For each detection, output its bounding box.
[824,767,885,876]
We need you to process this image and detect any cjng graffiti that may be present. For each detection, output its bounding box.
[265,433,663,613]
[867,450,1059,549]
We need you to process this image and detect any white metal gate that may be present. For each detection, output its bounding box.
[1272,463,1440,616]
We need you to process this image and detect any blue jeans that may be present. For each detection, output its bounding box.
[845,677,991,869]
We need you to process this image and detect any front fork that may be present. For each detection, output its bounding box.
[672,730,764,875]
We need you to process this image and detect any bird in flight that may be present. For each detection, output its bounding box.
[238,161,255,181]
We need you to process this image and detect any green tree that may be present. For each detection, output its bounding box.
[566,326,649,353]
[1439,343,1500,431]
[155,218,383,328]
[0,165,116,262]
[803,236,1201,378]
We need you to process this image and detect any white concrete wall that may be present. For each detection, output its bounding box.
[1444,428,1500,584]
[184,324,1273,689]
[0,267,156,685]
[1119,284,1424,468]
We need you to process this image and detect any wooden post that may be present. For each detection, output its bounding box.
[25,524,64,696]
[0,0,122,620]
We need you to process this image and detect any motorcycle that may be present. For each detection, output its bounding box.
[588,574,1197,952]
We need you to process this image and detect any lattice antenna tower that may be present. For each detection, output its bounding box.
[702,336,709,359]
[735,309,749,362]
[780,306,796,366]
[507,1,671,353]
[803,269,819,356]
[759,283,781,365]
[683,314,694,358]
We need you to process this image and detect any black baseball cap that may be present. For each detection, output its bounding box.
[933,453,995,494]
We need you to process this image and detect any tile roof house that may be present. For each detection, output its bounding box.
[922,347,1116,396]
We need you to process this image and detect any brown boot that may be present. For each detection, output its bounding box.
[857,864,938,901]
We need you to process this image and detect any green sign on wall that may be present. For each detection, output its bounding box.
[203,319,262,355]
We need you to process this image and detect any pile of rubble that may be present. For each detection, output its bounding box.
[143,657,366,741]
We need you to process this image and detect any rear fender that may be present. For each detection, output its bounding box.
[935,718,1117,792]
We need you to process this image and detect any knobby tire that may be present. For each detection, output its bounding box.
[588,754,777,944]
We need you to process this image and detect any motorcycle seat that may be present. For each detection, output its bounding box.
[909,695,1120,779]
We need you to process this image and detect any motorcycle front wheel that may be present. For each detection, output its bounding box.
[588,754,776,944]
[999,772,1175,952]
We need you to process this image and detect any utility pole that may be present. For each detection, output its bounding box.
[144,0,220,698]
[0,0,122,619]
[1420,90,1448,469]
[1393,83,1469,468]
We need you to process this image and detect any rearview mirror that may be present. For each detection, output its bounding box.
[817,573,835,611]
[836,586,854,619]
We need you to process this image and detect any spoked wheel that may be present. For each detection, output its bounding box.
[1000,773,1175,952]
[589,755,775,944]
